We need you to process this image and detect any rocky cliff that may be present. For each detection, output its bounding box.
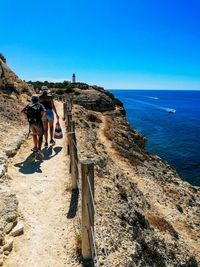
[0,60,33,265]
[71,87,200,266]
[0,59,32,99]
[0,59,32,177]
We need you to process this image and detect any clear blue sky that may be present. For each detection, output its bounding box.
[1,0,200,89]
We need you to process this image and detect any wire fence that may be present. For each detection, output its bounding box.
[64,99,110,266]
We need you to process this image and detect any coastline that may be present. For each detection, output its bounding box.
[109,89,200,187]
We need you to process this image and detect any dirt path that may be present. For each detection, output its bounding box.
[4,102,80,267]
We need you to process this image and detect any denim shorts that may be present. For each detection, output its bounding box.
[43,109,54,122]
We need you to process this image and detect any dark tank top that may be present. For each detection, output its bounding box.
[39,94,53,110]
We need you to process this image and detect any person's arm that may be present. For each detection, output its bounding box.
[40,104,46,119]
[51,99,59,120]
[41,111,46,119]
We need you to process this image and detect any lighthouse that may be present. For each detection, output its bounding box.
[72,73,76,83]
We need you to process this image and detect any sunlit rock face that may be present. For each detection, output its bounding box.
[0,59,33,99]
[73,87,124,113]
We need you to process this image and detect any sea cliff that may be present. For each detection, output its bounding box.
[71,86,200,266]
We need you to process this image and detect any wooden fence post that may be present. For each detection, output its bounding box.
[68,102,70,111]
[67,112,72,126]
[81,160,94,260]
[63,102,68,121]
[68,132,78,189]
[67,121,75,155]
[67,120,75,133]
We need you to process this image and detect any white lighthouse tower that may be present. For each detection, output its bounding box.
[72,73,76,83]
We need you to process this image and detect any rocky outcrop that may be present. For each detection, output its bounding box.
[0,60,31,265]
[0,60,32,177]
[0,188,18,264]
[0,93,28,180]
[73,88,125,113]
[0,59,32,99]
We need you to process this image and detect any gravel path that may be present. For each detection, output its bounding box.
[4,102,81,267]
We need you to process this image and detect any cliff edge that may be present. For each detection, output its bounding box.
[71,86,200,266]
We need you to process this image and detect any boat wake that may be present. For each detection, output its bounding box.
[137,95,159,100]
[123,97,176,114]
[144,96,159,100]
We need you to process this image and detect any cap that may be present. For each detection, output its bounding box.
[31,95,39,102]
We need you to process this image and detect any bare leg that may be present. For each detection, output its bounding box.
[43,121,48,143]
[33,134,37,148]
[49,121,54,140]
[38,136,43,150]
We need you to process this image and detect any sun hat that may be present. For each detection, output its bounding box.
[41,85,48,91]
[40,85,51,95]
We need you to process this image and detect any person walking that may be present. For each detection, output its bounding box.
[39,86,59,147]
[22,95,46,159]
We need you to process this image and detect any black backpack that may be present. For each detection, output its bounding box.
[26,103,42,124]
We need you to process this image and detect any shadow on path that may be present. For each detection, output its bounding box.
[67,188,79,219]
[14,153,42,174]
[82,260,94,267]
[42,146,62,160]
[14,146,63,174]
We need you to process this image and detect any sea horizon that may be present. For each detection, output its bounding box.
[108,88,200,91]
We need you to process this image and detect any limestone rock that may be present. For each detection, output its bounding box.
[10,221,24,237]
[0,152,7,179]
[4,250,10,256]
[0,256,3,266]
[4,221,16,234]
[3,237,13,252]
[73,88,124,113]
[0,58,33,98]
[0,189,18,250]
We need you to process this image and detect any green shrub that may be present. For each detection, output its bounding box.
[64,88,74,93]
[0,53,6,63]
[56,89,65,95]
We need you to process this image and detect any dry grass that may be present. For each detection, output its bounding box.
[145,212,179,239]
[163,187,178,197]
[75,233,82,256]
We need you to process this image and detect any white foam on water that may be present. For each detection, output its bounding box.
[122,97,176,113]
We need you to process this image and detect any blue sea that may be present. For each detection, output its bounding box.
[110,90,200,186]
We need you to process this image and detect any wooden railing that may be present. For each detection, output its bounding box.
[63,97,109,266]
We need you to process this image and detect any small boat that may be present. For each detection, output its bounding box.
[168,109,176,114]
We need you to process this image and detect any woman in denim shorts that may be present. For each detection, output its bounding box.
[39,86,59,147]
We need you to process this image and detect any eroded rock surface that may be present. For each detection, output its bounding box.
[0,188,18,262]
[0,59,32,98]
[0,59,33,265]
[73,87,124,113]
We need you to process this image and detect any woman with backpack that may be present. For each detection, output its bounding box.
[39,86,59,147]
[22,95,46,159]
